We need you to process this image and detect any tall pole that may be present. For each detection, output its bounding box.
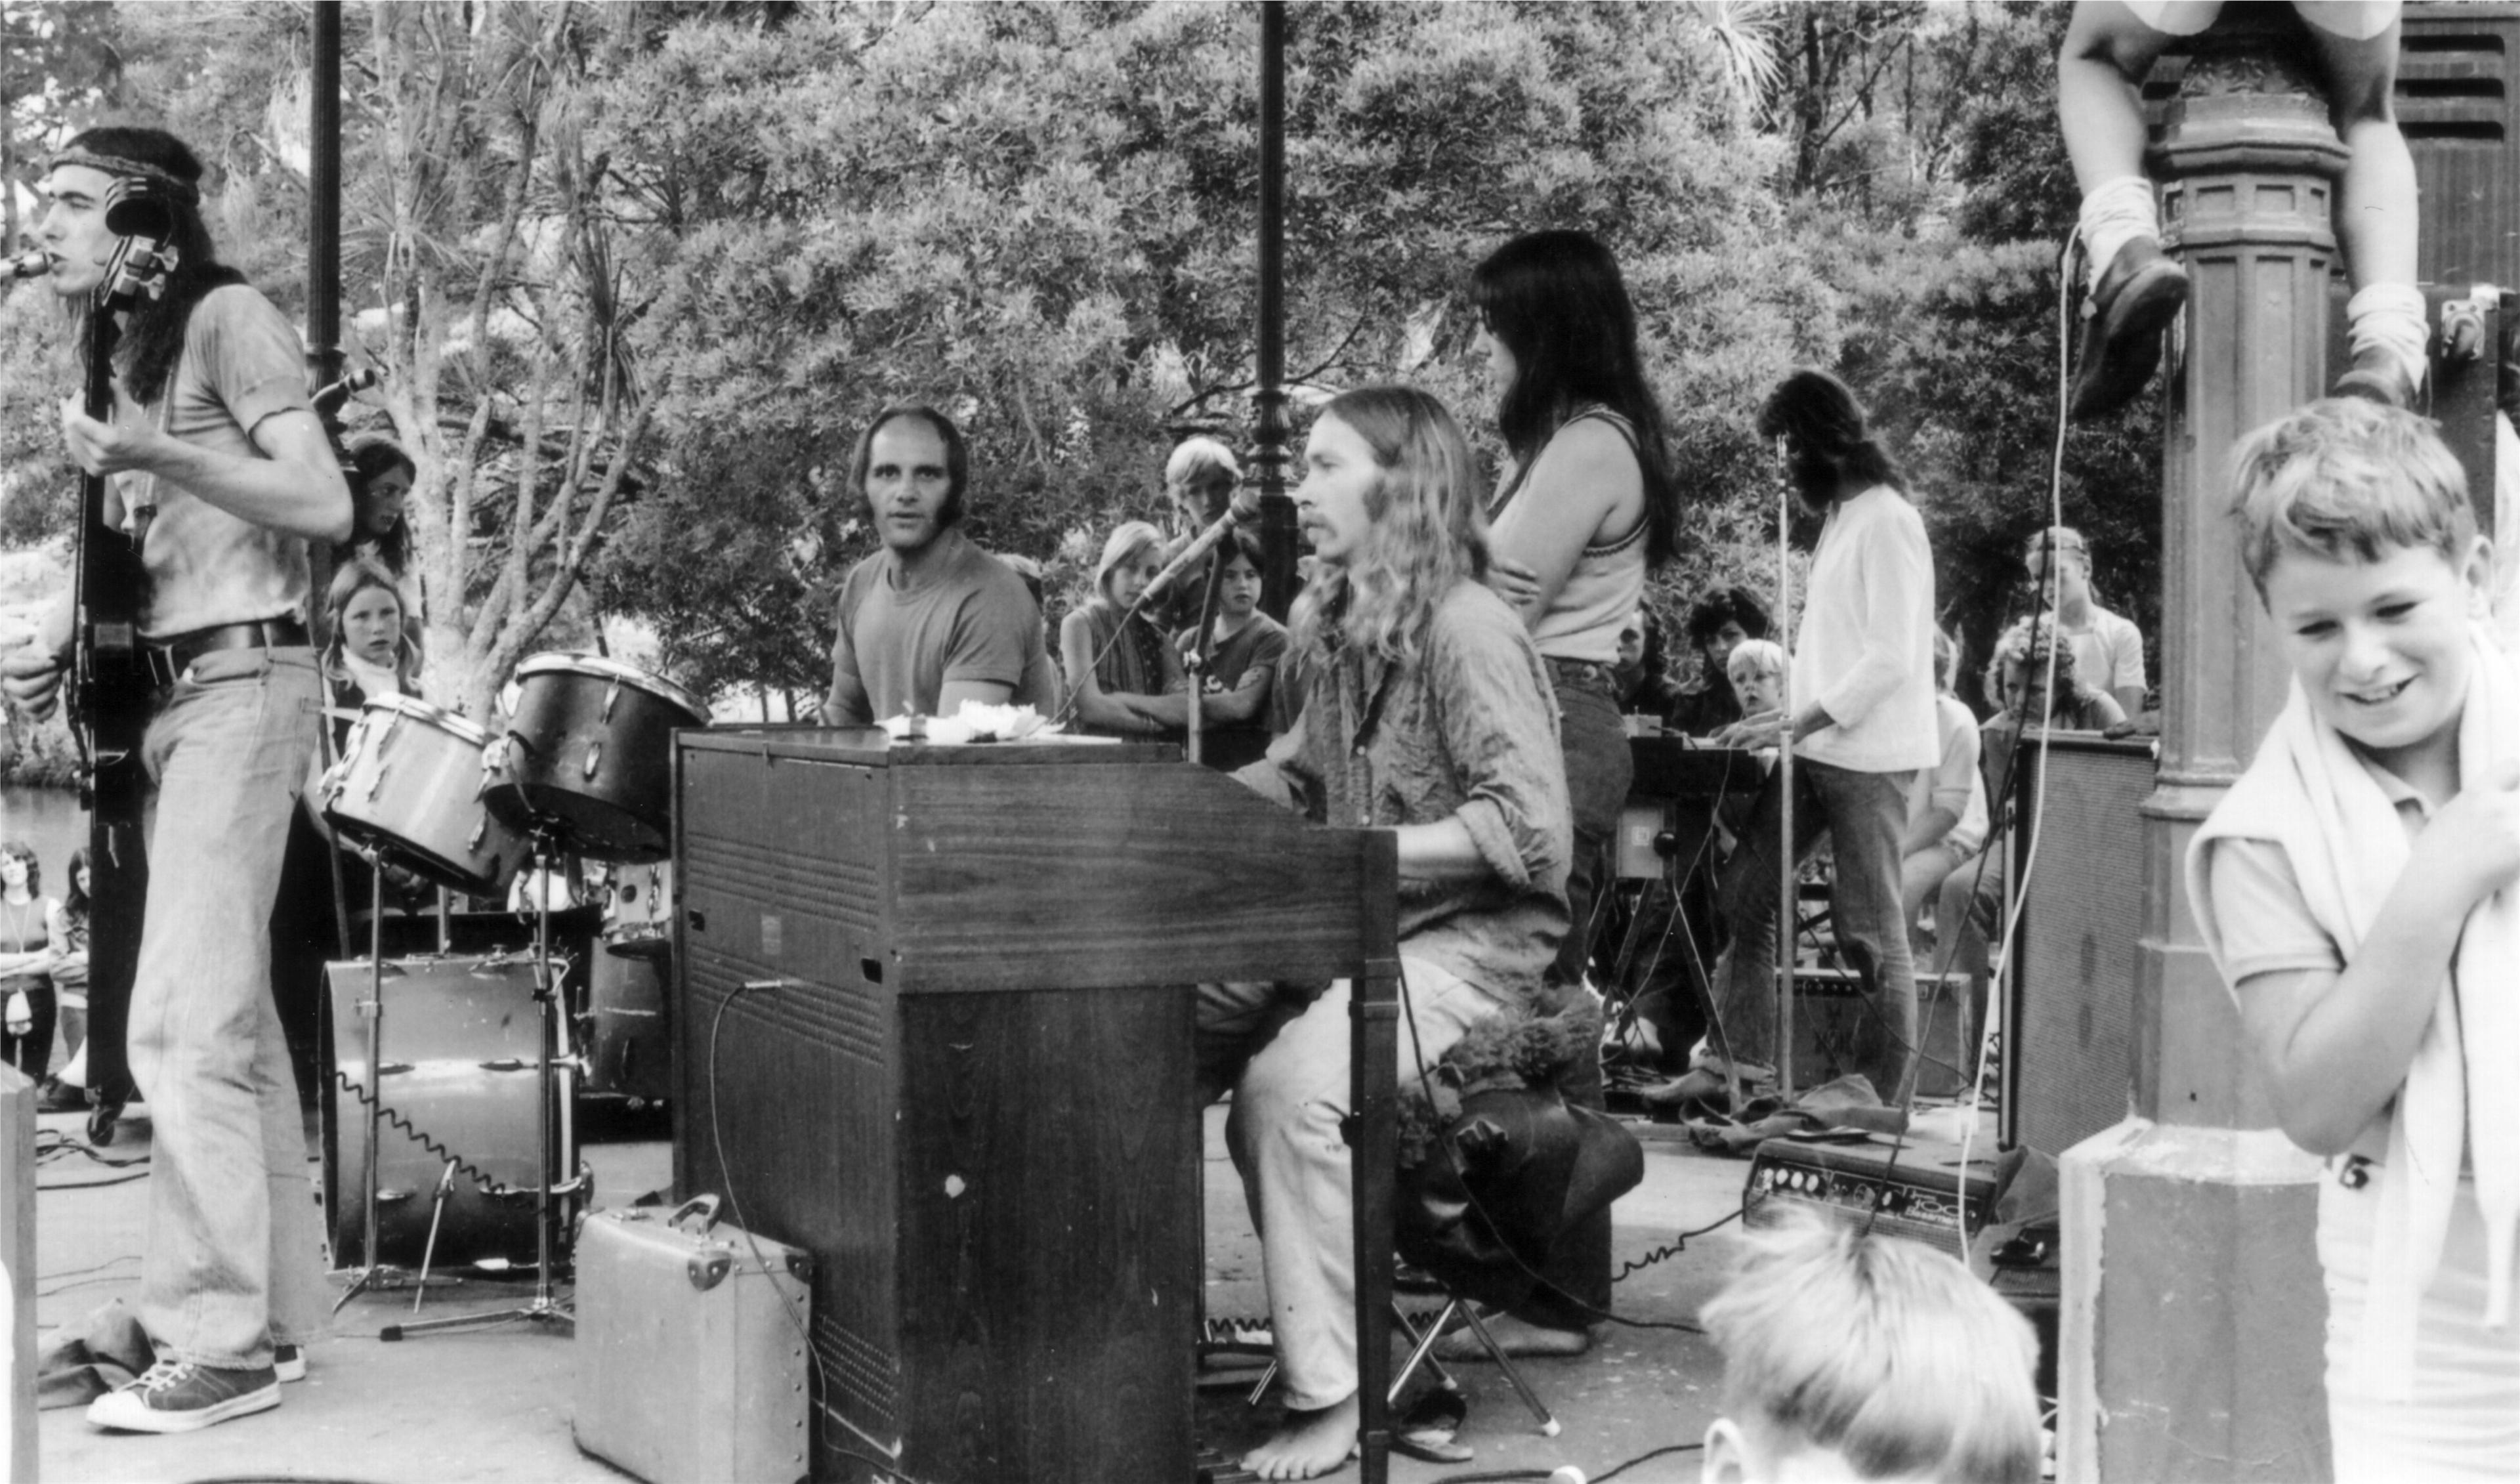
[2057,11,2337,1480]
[1253,1,1298,622]
[308,1,344,394]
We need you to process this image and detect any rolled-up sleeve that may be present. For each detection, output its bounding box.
[1429,597,1570,896]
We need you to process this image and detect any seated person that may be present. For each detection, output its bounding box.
[1117,532,1287,771]
[1721,638,1790,737]
[2026,525,2147,717]
[1059,520,1185,741]
[1904,629,1989,935]
[1612,606,1688,725]
[1983,615,2126,733]
[1197,385,1569,1480]
[1667,583,1773,737]
[1698,1206,2042,1483]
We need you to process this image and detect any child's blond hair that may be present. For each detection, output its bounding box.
[2227,398,2473,599]
[1700,1208,2042,1483]
[1727,637,1788,685]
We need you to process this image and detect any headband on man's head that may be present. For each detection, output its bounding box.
[44,149,201,205]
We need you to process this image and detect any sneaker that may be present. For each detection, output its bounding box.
[2068,237,2190,421]
[274,1344,305,1383]
[86,1359,280,1433]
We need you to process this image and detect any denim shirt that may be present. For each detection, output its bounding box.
[1236,580,1571,1006]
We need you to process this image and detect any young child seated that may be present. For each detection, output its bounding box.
[1723,638,1789,729]
[1698,1207,2042,1483]
[2189,398,2520,1478]
[1983,616,2126,734]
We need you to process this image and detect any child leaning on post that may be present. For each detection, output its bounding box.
[2187,398,2520,1479]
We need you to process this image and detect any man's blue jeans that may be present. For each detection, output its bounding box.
[131,646,327,1369]
[1711,759,1920,1106]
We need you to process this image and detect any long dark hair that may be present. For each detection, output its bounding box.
[62,849,89,922]
[57,127,247,406]
[1469,229,1679,564]
[1757,368,1908,498]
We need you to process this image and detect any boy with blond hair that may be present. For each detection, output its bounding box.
[2188,398,2520,1477]
[1698,1208,2042,1483]
[1721,639,1790,732]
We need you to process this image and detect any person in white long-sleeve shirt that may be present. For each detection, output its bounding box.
[1709,369,1939,1107]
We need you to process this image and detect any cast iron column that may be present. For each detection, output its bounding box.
[1252,0,1298,621]
[2058,20,2340,1481]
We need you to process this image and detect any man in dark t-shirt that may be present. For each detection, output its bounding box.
[822,405,1052,725]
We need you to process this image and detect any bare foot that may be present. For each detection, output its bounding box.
[1242,1392,1360,1480]
[1430,1311,1597,1361]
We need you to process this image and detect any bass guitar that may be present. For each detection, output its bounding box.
[70,181,177,1146]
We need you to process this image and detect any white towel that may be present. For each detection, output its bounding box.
[2187,621,2520,1401]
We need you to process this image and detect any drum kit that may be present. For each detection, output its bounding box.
[318,654,705,1334]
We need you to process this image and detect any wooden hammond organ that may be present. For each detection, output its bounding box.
[673,729,1401,1483]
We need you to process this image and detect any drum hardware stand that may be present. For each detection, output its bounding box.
[332,845,428,1313]
[384,824,581,1340]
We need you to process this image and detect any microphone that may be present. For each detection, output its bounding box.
[1139,492,1262,604]
[3,251,49,282]
[312,366,381,416]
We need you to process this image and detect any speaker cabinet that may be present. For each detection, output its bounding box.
[2003,735,2154,1155]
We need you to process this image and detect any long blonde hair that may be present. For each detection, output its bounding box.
[1291,386,1490,669]
[322,555,422,694]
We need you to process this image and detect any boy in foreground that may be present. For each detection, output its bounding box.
[1698,1208,2042,1483]
[2189,398,2519,1476]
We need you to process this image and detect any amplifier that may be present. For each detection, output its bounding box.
[1787,967,1975,1101]
[1743,1135,2001,1251]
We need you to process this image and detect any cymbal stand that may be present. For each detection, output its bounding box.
[383,824,579,1340]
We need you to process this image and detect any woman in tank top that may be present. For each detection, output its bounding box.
[1460,228,1681,1359]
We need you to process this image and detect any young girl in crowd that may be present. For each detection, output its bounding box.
[1060,520,1185,741]
[42,849,89,1111]
[0,841,64,1088]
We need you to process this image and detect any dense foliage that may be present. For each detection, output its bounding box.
[0,0,2156,721]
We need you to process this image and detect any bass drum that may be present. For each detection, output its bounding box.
[482,654,706,864]
[320,694,529,898]
[324,956,583,1271]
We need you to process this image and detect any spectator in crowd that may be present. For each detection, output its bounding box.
[343,438,414,578]
[1060,520,1186,741]
[1984,614,2127,733]
[40,849,90,1112]
[1120,532,1287,771]
[2026,524,2147,716]
[0,842,62,1090]
[1698,1206,2042,1483]
[1668,584,1773,737]
[1904,629,1990,930]
[1723,639,1790,732]
[1610,606,1687,723]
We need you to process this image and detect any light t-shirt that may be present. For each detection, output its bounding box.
[2061,604,2147,703]
[823,528,1047,725]
[1907,694,1988,857]
[116,284,317,638]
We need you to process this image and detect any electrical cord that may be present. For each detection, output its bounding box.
[1432,1439,1706,1483]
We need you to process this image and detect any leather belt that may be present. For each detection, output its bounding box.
[146,618,309,689]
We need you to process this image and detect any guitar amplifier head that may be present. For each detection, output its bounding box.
[1743,1135,2000,1252]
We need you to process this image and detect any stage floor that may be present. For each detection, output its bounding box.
[37,1100,1780,1483]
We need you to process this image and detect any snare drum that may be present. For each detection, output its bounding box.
[322,694,530,897]
[324,955,583,1270]
[482,655,706,863]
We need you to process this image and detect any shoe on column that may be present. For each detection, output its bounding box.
[2335,343,2418,409]
[2068,237,2191,421]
